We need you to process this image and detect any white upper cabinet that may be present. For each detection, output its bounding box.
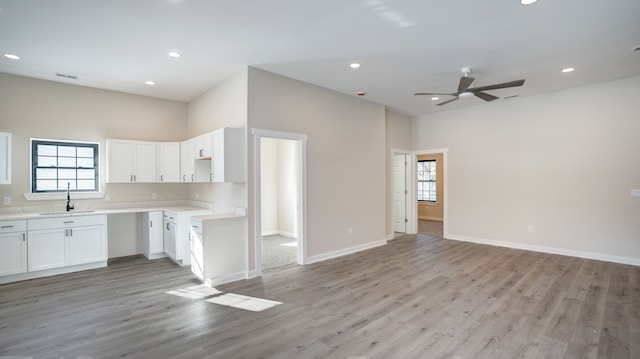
[180,139,196,182]
[157,142,180,183]
[211,127,246,183]
[193,133,213,159]
[107,140,156,183]
[0,132,11,184]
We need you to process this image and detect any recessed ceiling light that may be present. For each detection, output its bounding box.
[350,63,361,69]
[145,81,156,85]
[3,53,20,60]
[168,51,182,58]
[431,96,439,101]
[562,67,575,73]
[520,0,539,5]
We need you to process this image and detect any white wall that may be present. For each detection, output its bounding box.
[260,137,298,237]
[413,75,640,263]
[186,68,248,213]
[247,67,386,268]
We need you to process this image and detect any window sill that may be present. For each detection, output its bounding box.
[24,192,105,201]
[418,201,439,207]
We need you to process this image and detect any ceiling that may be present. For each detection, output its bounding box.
[1,0,639,117]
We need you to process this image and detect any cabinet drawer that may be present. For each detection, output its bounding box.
[28,215,106,230]
[0,220,27,233]
[190,219,204,235]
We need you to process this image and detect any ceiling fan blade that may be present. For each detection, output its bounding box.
[458,76,475,93]
[436,97,459,106]
[467,79,525,92]
[474,91,499,102]
[414,92,455,96]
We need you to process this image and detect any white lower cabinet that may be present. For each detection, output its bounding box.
[28,228,67,271]
[0,220,27,276]
[142,211,165,259]
[27,215,107,272]
[190,216,246,285]
[163,211,178,261]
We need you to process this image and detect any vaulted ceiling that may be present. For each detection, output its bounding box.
[1,0,639,116]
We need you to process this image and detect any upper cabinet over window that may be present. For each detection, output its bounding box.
[0,132,11,185]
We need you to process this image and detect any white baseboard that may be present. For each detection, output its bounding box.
[246,269,258,279]
[0,261,107,285]
[306,239,387,264]
[261,230,296,238]
[446,234,640,266]
[205,271,247,287]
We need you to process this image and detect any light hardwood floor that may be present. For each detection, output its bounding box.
[1,233,638,358]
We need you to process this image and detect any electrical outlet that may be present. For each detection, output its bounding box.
[152,192,158,200]
[104,193,111,201]
[528,226,534,233]
[195,192,199,200]
[348,228,353,236]
[3,196,11,205]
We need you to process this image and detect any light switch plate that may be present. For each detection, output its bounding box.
[631,189,640,198]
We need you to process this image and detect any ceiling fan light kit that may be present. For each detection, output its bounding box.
[414,67,525,106]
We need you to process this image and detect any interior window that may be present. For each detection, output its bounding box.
[417,159,436,202]
[31,139,99,192]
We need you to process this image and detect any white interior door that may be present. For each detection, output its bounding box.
[394,154,407,233]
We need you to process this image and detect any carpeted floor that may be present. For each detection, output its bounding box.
[262,234,298,270]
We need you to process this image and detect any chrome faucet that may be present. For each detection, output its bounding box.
[66,182,74,212]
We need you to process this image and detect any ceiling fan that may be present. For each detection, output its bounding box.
[414,67,525,106]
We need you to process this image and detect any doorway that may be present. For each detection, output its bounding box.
[253,129,308,276]
[416,151,447,237]
[260,137,298,270]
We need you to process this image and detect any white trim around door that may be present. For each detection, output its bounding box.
[252,128,308,278]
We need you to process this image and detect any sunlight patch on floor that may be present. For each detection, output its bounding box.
[166,285,281,312]
[206,293,282,312]
[165,284,222,299]
[280,242,297,247]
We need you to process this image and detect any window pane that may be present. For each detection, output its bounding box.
[58,157,76,168]
[36,168,57,180]
[36,180,57,191]
[38,156,57,167]
[77,147,94,158]
[38,145,57,156]
[58,146,76,157]
[58,169,76,179]
[77,169,95,179]
[59,180,76,190]
[77,158,94,167]
[77,180,95,190]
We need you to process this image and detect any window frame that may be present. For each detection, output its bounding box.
[417,159,437,203]
[31,138,100,193]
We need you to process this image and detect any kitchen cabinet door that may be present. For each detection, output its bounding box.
[28,228,67,271]
[157,142,180,182]
[0,231,27,276]
[180,139,196,182]
[133,142,156,182]
[211,128,246,183]
[163,219,177,260]
[107,140,134,183]
[68,225,106,265]
[142,211,165,259]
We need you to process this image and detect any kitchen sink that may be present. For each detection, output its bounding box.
[39,210,96,216]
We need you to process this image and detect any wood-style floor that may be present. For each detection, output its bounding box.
[1,233,638,358]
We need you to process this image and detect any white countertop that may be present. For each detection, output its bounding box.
[0,203,222,221]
